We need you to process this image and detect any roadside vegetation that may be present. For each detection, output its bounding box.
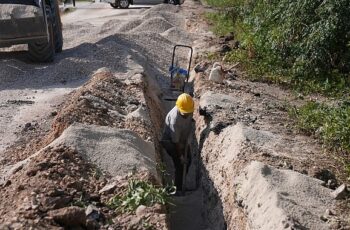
[204,0,350,175]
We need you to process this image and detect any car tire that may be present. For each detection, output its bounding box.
[51,0,63,53]
[28,7,55,62]
[118,0,129,9]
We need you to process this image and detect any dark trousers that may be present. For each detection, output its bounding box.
[160,140,187,191]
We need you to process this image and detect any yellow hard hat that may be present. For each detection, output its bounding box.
[176,93,194,114]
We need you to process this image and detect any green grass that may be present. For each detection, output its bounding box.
[205,12,234,36]
[289,101,350,151]
[108,179,175,213]
[289,101,350,177]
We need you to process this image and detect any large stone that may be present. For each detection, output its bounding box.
[199,91,235,114]
[208,66,224,83]
[49,206,86,227]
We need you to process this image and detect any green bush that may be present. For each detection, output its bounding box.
[205,0,350,88]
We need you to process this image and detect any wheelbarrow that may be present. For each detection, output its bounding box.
[169,45,193,93]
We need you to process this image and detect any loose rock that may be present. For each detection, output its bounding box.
[208,66,224,83]
[135,205,147,217]
[48,206,86,227]
[85,204,101,221]
[99,181,117,194]
[331,184,348,200]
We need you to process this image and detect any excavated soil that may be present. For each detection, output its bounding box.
[1,70,152,165]
[0,69,168,229]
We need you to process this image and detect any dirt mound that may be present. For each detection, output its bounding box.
[51,123,158,179]
[116,19,143,33]
[48,69,153,141]
[129,17,174,34]
[0,145,164,229]
[0,67,167,229]
[161,27,193,45]
[142,11,185,28]
[143,4,180,15]
[236,161,335,230]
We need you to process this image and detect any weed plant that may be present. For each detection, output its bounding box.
[108,179,176,213]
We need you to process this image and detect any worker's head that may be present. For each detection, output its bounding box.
[176,93,194,117]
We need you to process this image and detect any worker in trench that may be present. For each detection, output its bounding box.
[161,93,194,194]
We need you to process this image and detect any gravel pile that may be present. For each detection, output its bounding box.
[129,17,174,34]
[0,4,42,20]
[142,11,185,28]
[143,3,180,14]
[52,123,158,178]
[99,19,124,34]
[115,19,143,33]
[161,27,193,45]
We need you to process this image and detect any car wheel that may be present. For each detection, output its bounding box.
[28,7,55,62]
[51,0,63,53]
[118,0,129,9]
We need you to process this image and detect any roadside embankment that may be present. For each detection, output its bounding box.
[191,53,350,229]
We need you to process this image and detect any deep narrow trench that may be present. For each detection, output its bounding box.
[143,72,227,230]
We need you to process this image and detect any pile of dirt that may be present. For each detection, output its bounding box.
[236,161,335,230]
[1,68,152,165]
[0,68,169,229]
[50,123,159,179]
[161,27,193,45]
[0,144,165,229]
[142,11,185,28]
[129,17,174,34]
[49,69,153,142]
[116,19,143,33]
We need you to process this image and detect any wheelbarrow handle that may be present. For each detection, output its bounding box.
[170,45,193,92]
